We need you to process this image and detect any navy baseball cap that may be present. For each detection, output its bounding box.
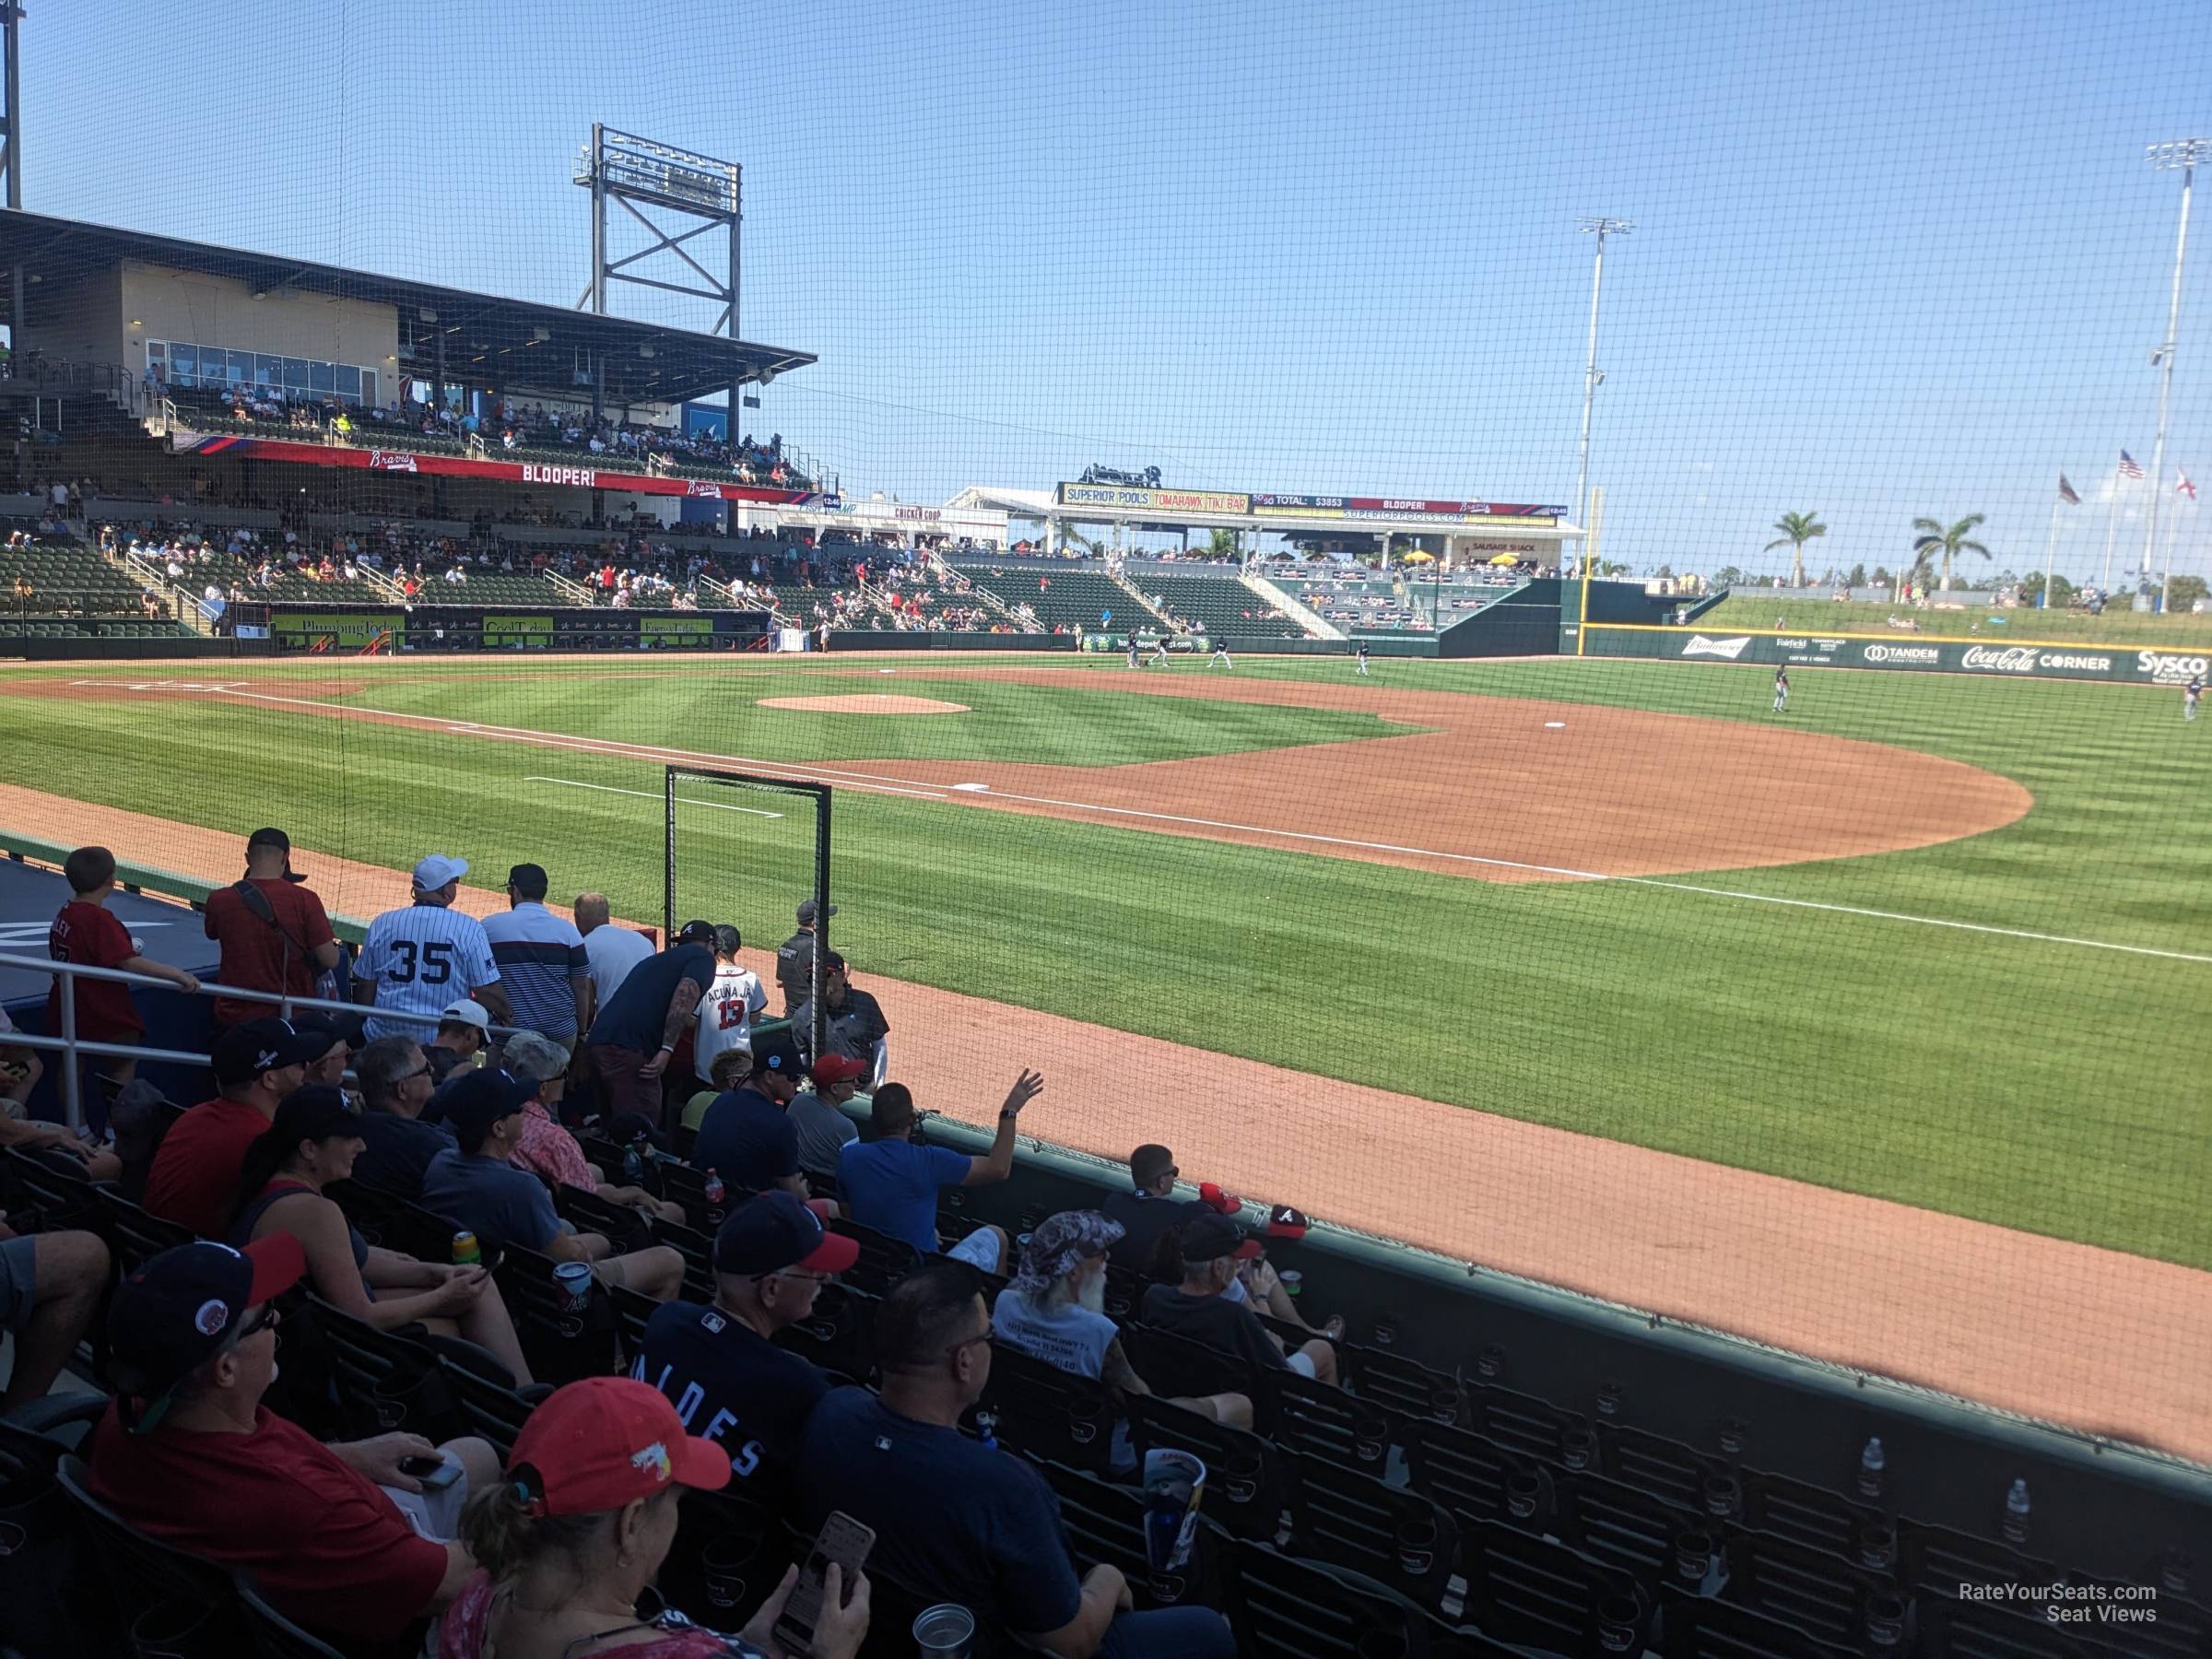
[109,1235,306,1430]
[1180,1212,1264,1264]
[795,900,837,924]
[749,1026,801,1079]
[712,1192,859,1277]
[675,919,717,946]
[211,1018,330,1088]
[440,1066,537,1137]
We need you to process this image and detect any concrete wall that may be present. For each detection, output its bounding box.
[118,262,398,393]
[19,264,125,365]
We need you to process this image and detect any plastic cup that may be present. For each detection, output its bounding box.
[912,1604,975,1659]
[552,1260,594,1311]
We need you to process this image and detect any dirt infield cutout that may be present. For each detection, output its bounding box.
[755,693,970,714]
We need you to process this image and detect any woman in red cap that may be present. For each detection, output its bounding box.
[441,1376,869,1658]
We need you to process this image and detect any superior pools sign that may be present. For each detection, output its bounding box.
[1588,628,2202,686]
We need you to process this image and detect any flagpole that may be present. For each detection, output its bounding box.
[2101,481,2123,594]
[2041,495,2062,609]
[2162,481,2192,612]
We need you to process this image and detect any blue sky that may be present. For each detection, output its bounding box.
[29,0,2212,582]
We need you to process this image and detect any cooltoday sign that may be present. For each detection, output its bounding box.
[1589,627,2206,686]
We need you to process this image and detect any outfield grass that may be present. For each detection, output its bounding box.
[1697,594,2212,646]
[1,652,2205,1267]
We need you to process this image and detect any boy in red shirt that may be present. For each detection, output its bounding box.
[46,846,201,1132]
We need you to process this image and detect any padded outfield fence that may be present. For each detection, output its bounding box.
[1578,619,2212,686]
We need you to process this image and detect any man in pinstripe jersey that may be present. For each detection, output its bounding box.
[353,855,512,1045]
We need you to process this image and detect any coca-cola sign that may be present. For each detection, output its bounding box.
[1961,644,2112,675]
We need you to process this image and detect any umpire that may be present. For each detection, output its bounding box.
[775,898,836,1016]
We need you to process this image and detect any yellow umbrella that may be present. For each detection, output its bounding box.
[1401,550,1435,564]
[1488,552,1520,566]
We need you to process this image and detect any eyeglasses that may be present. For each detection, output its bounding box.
[391,1065,430,1084]
[235,1304,281,1341]
[943,1330,992,1361]
[753,1268,831,1288]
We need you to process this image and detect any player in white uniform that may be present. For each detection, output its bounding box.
[1354,642,1371,677]
[1207,636,1234,669]
[1772,666,1790,713]
[1147,634,1171,667]
[353,853,508,1043]
[2186,674,2202,723]
[692,924,768,1078]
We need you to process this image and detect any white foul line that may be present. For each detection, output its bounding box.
[168,682,2212,969]
[524,777,783,818]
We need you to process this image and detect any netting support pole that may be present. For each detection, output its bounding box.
[810,787,831,1072]
[663,765,677,947]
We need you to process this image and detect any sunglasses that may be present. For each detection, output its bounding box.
[235,1304,281,1342]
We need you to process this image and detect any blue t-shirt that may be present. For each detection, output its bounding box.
[835,1138,971,1254]
[632,1302,830,1489]
[420,1148,562,1253]
[349,1111,455,1200]
[690,1087,799,1195]
[796,1388,1081,1636]
[585,944,715,1053]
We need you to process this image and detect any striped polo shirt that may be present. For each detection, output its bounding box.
[480,901,590,1041]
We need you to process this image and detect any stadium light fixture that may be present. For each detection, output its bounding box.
[2141,140,2206,608]
[1572,218,1633,574]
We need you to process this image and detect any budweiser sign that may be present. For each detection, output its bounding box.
[520,463,598,488]
[368,450,419,473]
[1681,635,1752,660]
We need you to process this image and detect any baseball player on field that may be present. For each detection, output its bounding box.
[1772,666,1790,713]
[2186,674,2202,723]
[1355,641,1371,677]
[355,853,508,1042]
[1147,633,1171,668]
[1124,635,1140,669]
[1207,636,1233,669]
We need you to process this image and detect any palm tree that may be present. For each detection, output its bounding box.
[1762,512,1827,589]
[1911,514,1991,592]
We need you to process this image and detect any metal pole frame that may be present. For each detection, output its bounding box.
[661,766,833,1068]
[2041,494,2063,611]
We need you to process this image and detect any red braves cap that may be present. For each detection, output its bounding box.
[1196,1182,1242,1216]
[810,1053,868,1088]
[509,1378,730,1517]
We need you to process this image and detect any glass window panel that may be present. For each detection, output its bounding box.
[283,358,311,388]
[256,354,281,385]
[310,360,335,393]
[335,365,360,396]
[228,351,252,382]
[359,369,376,406]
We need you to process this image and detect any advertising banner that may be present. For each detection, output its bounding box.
[172,429,836,508]
[1587,626,2199,686]
[266,604,771,654]
[1057,483,1251,514]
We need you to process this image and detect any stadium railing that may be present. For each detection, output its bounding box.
[0,948,532,1131]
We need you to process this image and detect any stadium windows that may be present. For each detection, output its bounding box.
[255,353,281,387]
[170,344,197,386]
[335,364,361,402]
[283,357,310,390]
[228,350,252,382]
[309,359,335,394]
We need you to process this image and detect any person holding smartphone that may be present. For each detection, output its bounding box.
[443,1376,869,1658]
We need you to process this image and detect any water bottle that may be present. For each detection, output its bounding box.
[2003,1478,2030,1546]
[452,1231,480,1267]
[1857,1437,1885,1500]
[703,1168,726,1206]
[975,1407,998,1450]
[621,1141,644,1183]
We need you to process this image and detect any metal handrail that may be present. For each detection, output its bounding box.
[0,948,526,1131]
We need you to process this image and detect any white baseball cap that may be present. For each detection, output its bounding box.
[412,853,469,890]
[440,999,491,1033]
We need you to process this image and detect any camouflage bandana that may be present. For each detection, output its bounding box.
[1012,1209,1125,1299]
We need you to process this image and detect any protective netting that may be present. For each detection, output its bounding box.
[0,0,2207,1484]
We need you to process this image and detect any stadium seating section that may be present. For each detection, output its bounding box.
[1131,569,1305,638]
[0,1130,2193,1659]
[950,559,1145,634]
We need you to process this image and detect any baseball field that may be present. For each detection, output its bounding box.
[2,650,2206,1447]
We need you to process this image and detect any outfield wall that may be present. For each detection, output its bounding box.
[1582,621,2212,687]
[265,603,772,653]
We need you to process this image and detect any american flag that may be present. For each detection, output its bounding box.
[2182,473,2198,500]
[2058,475,2080,504]
[2118,450,2146,479]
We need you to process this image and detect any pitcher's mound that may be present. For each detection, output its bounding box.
[756,693,971,715]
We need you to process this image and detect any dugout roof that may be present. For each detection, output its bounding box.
[0,208,816,406]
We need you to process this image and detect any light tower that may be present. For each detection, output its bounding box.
[2141,139,2205,606]
[1573,218,1632,574]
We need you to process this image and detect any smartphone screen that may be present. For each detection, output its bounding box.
[399,1454,462,1489]
[771,1511,876,1654]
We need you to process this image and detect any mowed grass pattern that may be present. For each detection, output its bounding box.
[0,653,2205,1267]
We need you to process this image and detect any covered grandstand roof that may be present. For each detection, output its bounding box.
[0,208,815,406]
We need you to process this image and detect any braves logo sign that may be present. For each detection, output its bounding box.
[684,481,724,498]
[368,450,419,474]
